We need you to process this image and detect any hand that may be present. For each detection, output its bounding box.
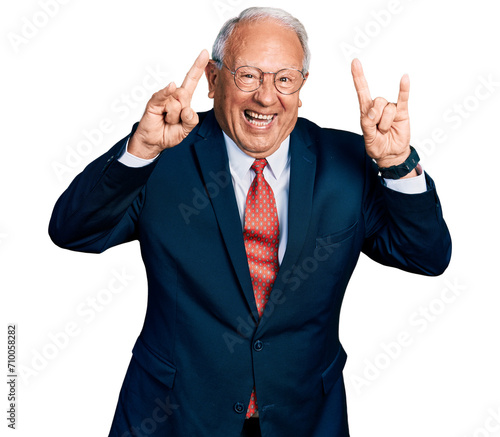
[351,58,411,169]
[129,49,210,159]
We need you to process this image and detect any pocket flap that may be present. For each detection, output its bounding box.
[316,221,358,248]
[132,337,177,389]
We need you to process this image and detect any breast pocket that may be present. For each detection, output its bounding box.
[316,221,358,249]
[311,221,359,289]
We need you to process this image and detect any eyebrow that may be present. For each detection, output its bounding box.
[232,60,303,71]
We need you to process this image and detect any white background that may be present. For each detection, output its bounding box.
[1,0,499,436]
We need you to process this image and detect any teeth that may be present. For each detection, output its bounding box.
[245,110,274,126]
[246,110,274,120]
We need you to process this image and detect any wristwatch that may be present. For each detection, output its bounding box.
[378,146,420,179]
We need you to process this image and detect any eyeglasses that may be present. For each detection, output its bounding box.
[221,63,306,95]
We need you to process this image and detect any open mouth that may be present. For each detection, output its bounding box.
[244,110,275,127]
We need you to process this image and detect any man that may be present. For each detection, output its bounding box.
[49,7,451,437]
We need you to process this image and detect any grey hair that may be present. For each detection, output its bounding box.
[212,7,311,74]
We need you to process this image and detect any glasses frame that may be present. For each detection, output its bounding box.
[221,63,306,95]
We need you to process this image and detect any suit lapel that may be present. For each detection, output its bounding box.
[277,123,316,284]
[193,112,317,321]
[193,111,258,319]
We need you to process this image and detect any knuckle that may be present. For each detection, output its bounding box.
[384,103,397,117]
[373,96,388,106]
[151,90,161,101]
[185,72,198,84]
[175,87,189,102]
[165,97,181,112]
[382,103,396,117]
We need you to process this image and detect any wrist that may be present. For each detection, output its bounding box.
[377,146,420,180]
[375,148,411,169]
[128,134,162,160]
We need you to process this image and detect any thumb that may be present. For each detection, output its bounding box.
[360,104,378,134]
[367,106,377,121]
[180,107,199,132]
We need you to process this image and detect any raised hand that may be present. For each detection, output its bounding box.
[129,49,210,159]
[351,58,411,169]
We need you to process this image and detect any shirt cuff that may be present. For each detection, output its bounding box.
[382,164,426,194]
[118,138,158,168]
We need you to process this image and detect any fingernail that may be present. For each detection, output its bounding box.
[185,109,193,120]
[368,108,376,120]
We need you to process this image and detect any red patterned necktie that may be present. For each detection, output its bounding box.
[243,158,280,418]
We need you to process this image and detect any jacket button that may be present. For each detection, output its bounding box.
[233,402,245,414]
[253,340,263,352]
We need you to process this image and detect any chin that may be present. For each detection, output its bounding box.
[241,140,280,158]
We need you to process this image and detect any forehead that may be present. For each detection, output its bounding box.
[226,19,304,70]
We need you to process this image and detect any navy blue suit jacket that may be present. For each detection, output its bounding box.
[49,110,451,436]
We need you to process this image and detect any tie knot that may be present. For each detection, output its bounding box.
[251,159,267,175]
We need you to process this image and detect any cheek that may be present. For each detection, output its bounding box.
[282,95,300,111]
[285,101,301,122]
[224,96,251,120]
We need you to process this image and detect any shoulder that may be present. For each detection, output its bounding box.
[294,116,366,159]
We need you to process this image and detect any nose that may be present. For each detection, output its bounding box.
[253,73,279,106]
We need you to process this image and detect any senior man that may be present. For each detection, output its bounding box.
[49,7,451,437]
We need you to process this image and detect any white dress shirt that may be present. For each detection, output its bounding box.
[223,133,290,264]
[119,132,427,265]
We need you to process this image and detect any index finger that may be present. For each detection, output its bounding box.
[181,49,210,96]
[351,58,372,113]
[396,74,410,113]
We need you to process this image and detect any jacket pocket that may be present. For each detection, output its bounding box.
[131,336,177,389]
[321,344,347,395]
[316,221,358,249]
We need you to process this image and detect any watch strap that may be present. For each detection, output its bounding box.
[378,146,420,179]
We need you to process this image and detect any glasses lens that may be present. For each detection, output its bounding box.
[234,66,262,91]
[275,69,304,94]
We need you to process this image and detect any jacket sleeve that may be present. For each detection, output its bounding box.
[361,157,452,276]
[48,124,157,253]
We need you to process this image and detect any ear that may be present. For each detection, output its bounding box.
[205,61,219,99]
[298,72,309,108]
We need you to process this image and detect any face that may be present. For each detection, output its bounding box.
[205,19,308,158]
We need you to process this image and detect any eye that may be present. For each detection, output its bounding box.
[236,67,261,82]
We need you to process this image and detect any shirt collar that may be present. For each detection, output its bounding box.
[223,131,290,181]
